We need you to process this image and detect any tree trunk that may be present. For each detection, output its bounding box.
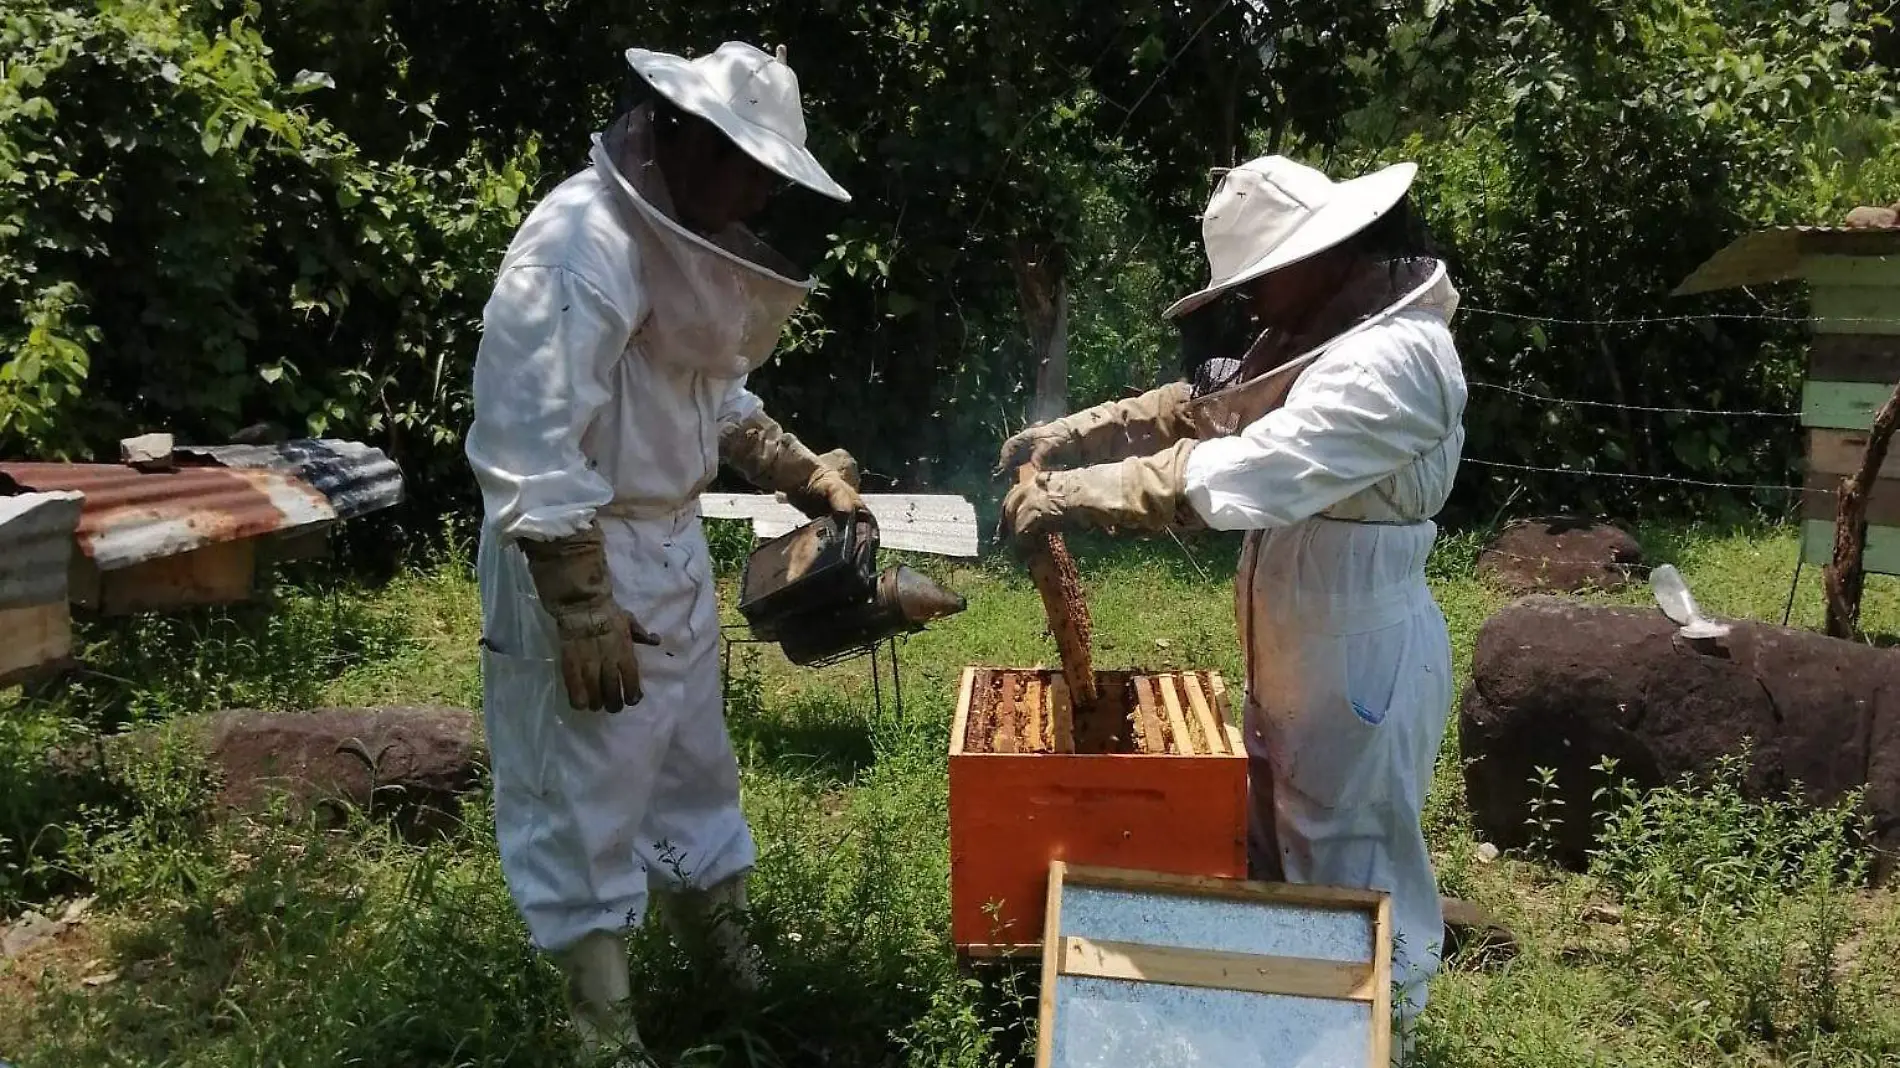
[1030,278,1069,425]
[1826,378,1900,640]
[1010,240,1070,425]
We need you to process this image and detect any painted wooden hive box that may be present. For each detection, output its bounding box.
[947,665,1248,954]
[1675,224,1900,575]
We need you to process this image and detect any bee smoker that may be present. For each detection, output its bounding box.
[736,512,967,667]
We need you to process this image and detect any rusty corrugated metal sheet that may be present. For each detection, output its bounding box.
[176,439,404,520]
[0,490,83,610]
[0,462,334,571]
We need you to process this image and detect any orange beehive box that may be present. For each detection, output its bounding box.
[948,665,1249,954]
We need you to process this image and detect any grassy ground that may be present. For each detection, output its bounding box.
[2,521,1898,1067]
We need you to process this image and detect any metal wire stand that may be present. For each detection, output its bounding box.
[720,624,904,721]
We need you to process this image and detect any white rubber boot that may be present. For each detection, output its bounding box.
[555,929,644,1066]
[656,873,764,991]
[701,873,765,991]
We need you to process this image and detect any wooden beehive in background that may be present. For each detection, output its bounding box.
[1676,226,1900,575]
[948,666,1248,954]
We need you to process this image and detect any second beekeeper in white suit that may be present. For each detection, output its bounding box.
[999,156,1467,1062]
[465,42,861,1063]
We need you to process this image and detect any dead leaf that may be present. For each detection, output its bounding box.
[81,971,119,988]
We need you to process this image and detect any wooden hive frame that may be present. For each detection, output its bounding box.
[1036,862,1393,1068]
[951,666,1244,757]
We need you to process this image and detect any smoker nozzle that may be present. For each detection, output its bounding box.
[877,565,967,625]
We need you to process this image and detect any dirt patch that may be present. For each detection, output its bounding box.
[0,910,105,1043]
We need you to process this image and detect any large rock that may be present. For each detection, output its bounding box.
[1460,596,1900,874]
[1477,518,1643,594]
[67,707,486,838]
[201,707,485,835]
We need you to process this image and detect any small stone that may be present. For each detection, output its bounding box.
[1581,903,1624,925]
[1440,896,1520,967]
[2,911,67,958]
[119,432,176,470]
[1845,204,1898,229]
[61,896,95,924]
[1476,842,1500,864]
[1155,639,1172,649]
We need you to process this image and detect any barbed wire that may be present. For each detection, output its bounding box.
[1462,457,1823,496]
[1467,381,1800,419]
[1460,305,1900,329]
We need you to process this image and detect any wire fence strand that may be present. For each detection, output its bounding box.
[1463,457,1821,496]
[1461,305,1900,329]
[1467,381,1799,419]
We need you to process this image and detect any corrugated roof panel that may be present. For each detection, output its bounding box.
[1674,225,1900,296]
[702,493,980,557]
[0,491,83,610]
[178,439,404,520]
[0,462,334,571]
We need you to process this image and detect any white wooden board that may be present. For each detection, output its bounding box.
[700,493,978,557]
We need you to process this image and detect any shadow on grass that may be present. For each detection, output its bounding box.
[25,588,413,735]
[17,819,565,1068]
[729,690,881,784]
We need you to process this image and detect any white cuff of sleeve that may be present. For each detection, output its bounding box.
[1182,436,1247,532]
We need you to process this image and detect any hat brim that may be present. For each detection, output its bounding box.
[626,48,852,204]
[1163,162,1418,320]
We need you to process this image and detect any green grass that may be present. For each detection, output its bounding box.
[2,522,1898,1066]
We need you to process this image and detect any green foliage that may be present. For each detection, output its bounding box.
[1373,0,1899,517]
[5,0,1900,550]
[1589,753,1882,1057]
[0,0,536,527]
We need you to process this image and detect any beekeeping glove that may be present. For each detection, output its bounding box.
[518,525,660,713]
[1002,438,1203,541]
[720,412,866,520]
[994,382,1195,480]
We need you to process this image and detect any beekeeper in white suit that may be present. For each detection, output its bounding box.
[999,156,1466,1061]
[465,42,860,1063]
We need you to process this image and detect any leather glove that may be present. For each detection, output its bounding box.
[1002,438,1203,541]
[720,413,866,521]
[519,525,660,713]
[994,382,1195,481]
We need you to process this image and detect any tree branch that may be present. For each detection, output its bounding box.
[1826,378,1900,640]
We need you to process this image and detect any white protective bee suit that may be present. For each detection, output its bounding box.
[1183,258,1465,1040]
[998,157,1466,1063]
[466,102,815,957]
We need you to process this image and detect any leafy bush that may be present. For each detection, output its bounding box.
[1381,0,1899,518]
[4,0,1897,549]
[0,0,536,525]
[1590,754,1878,1055]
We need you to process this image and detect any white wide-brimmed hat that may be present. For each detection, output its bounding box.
[625,41,851,203]
[1164,156,1417,320]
